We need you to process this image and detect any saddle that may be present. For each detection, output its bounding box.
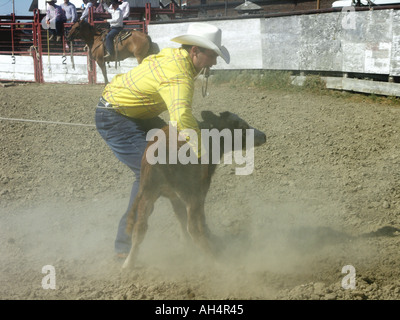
[102,29,132,61]
[114,30,132,45]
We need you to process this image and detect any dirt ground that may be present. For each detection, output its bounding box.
[0,77,399,301]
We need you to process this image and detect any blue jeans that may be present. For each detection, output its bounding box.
[95,101,166,253]
[106,27,123,55]
[49,19,66,37]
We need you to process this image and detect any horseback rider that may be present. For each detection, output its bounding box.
[102,0,124,59]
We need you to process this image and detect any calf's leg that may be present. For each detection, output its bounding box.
[122,191,158,269]
[186,198,216,259]
[168,196,191,241]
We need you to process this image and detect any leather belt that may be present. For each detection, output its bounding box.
[99,97,112,108]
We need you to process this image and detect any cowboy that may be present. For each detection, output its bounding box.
[95,23,230,258]
[45,0,67,42]
[102,0,124,59]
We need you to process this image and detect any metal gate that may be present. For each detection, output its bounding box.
[0,7,147,84]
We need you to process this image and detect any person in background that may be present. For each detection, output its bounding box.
[102,0,123,59]
[61,0,77,23]
[45,0,67,42]
[92,0,109,24]
[94,0,106,13]
[80,0,93,21]
[61,0,78,23]
[91,0,101,10]
[119,0,130,20]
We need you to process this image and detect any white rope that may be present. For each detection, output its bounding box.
[194,67,210,98]
[202,67,209,98]
[0,116,95,127]
[29,45,40,61]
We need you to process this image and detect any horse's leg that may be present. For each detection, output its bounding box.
[97,61,108,85]
[102,65,108,85]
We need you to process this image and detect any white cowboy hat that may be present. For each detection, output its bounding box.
[171,23,230,64]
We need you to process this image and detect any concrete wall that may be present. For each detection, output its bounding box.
[42,55,89,84]
[148,18,262,70]
[0,55,36,82]
[2,9,400,88]
[96,58,139,84]
[149,9,400,77]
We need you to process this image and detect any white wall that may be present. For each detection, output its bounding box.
[150,10,400,76]
[0,55,35,82]
[42,55,89,84]
[3,9,400,84]
[258,9,399,76]
[96,57,139,84]
[148,19,262,70]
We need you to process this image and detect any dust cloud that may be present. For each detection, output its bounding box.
[1,82,399,299]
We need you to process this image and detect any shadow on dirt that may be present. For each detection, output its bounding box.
[214,225,400,260]
[285,225,400,253]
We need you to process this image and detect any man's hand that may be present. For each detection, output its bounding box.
[46,19,50,25]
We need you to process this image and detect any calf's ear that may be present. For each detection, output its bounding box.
[220,111,241,128]
[219,111,232,119]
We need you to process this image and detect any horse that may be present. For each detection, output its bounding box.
[66,20,159,84]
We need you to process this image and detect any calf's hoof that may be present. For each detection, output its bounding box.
[121,255,136,270]
[122,259,131,270]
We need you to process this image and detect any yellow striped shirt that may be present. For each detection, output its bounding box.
[102,47,202,157]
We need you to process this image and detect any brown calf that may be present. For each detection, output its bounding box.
[122,111,266,269]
